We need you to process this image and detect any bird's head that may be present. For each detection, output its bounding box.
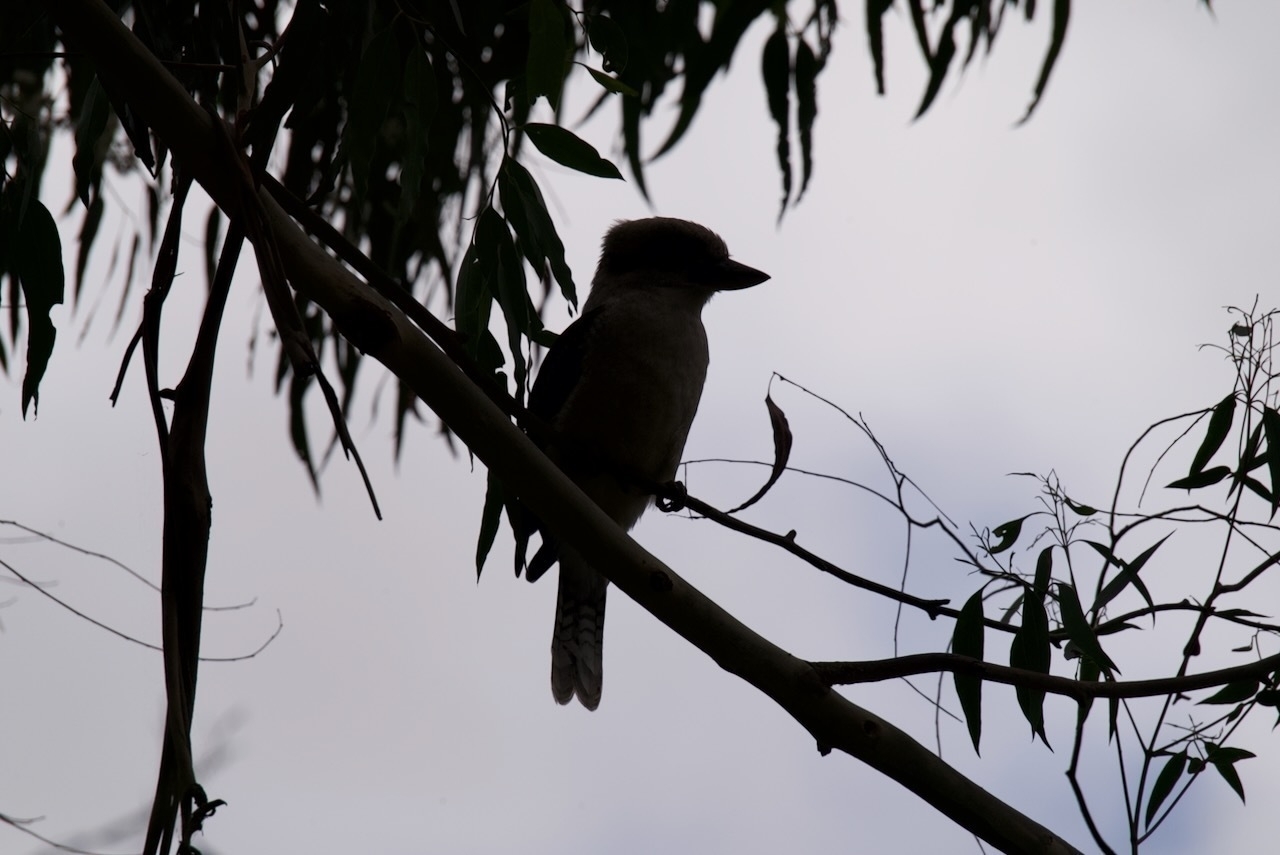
[592,218,769,302]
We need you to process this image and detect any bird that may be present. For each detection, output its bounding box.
[514,217,769,710]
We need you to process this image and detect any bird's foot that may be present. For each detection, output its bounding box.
[656,480,688,513]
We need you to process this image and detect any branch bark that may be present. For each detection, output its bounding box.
[49,2,1084,852]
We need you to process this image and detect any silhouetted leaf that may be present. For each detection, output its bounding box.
[1094,534,1167,614]
[1083,539,1116,565]
[1216,608,1266,619]
[652,0,763,160]
[1206,745,1256,764]
[1077,656,1100,726]
[953,590,985,754]
[477,469,505,578]
[72,75,112,207]
[587,12,628,73]
[1208,752,1249,803]
[1190,394,1236,475]
[340,24,400,204]
[1238,472,1275,505]
[915,1,962,118]
[145,183,159,247]
[620,88,647,197]
[1239,421,1265,474]
[527,0,568,109]
[1010,595,1051,746]
[1064,496,1097,516]
[398,46,438,225]
[1056,582,1119,675]
[1264,407,1280,517]
[492,213,534,394]
[112,232,141,334]
[1145,752,1186,827]
[586,68,638,97]
[13,199,65,417]
[1000,591,1025,625]
[524,123,624,180]
[203,206,222,291]
[762,26,791,218]
[1018,0,1072,124]
[989,514,1032,554]
[794,38,818,201]
[455,225,492,357]
[289,370,319,492]
[74,194,103,301]
[1033,545,1053,599]
[865,0,893,94]
[728,393,793,513]
[498,156,578,308]
[94,70,154,173]
[1167,466,1231,490]
[1198,680,1259,705]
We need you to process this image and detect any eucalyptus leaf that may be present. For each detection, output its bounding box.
[1056,582,1119,675]
[1144,752,1186,827]
[525,123,624,180]
[13,200,65,417]
[953,591,986,754]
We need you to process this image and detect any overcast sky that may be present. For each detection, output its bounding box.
[3,2,1280,853]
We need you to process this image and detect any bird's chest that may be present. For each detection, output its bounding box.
[562,311,709,479]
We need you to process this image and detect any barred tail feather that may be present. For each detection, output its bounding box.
[551,550,608,710]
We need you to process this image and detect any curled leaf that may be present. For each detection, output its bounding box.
[1064,496,1097,516]
[989,514,1032,555]
[728,393,793,513]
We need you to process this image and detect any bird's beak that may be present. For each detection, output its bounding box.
[714,258,770,290]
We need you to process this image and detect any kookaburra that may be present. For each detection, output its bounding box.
[515,217,768,709]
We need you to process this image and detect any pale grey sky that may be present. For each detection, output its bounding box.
[3,3,1278,853]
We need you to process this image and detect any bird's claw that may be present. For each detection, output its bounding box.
[656,480,688,513]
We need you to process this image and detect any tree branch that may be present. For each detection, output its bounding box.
[814,650,1280,701]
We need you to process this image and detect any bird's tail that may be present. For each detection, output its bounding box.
[551,549,608,710]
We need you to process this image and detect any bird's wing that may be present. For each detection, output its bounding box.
[514,307,602,582]
[528,307,601,424]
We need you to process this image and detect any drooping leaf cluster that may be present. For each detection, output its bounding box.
[5,0,1085,447]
